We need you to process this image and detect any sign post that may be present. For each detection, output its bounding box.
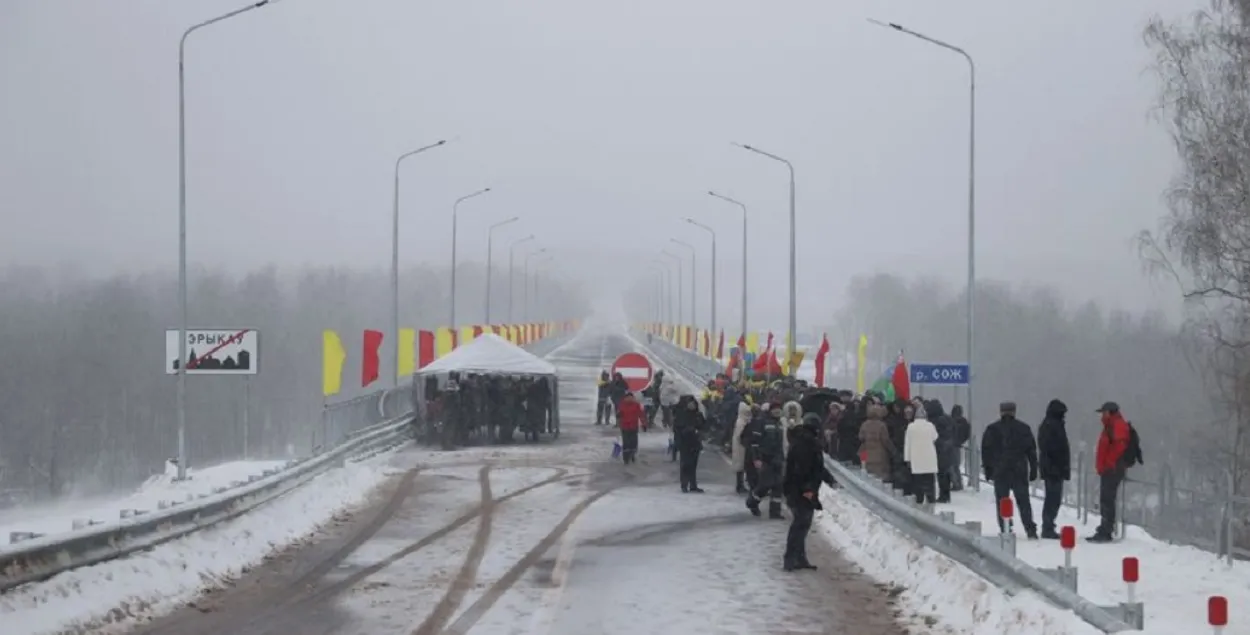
[165,329,260,478]
[611,352,654,393]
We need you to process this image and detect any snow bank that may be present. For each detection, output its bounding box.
[817,488,1102,635]
[0,459,286,546]
[941,484,1246,634]
[0,459,393,635]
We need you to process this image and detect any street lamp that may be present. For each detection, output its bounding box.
[670,238,697,329]
[485,216,519,325]
[522,248,548,322]
[733,142,796,363]
[684,218,717,338]
[869,18,977,427]
[652,261,674,324]
[709,191,747,347]
[449,187,492,327]
[646,268,664,323]
[661,250,684,326]
[531,256,556,321]
[508,235,536,322]
[176,0,283,481]
[391,139,448,388]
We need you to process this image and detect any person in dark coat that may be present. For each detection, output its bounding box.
[980,401,1039,539]
[950,404,971,491]
[673,395,706,492]
[885,400,911,494]
[744,402,787,519]
[835,398,864,464]
[782,420,828,571]
[926,399,957,503]
[609,372,629,416]
[596,370,612,425]
[1037,399,1071,539]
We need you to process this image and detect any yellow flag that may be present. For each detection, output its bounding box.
[459,326,475,346]
[322,330,347,397]
[397,328,415,378]
[856,334,869,393]
[784,349,805,376]
[435,327,456,357]
[745,332,760,355]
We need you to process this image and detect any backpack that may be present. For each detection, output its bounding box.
[1124,421,1144,467]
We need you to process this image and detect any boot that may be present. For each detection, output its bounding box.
[689,484,705,493]
[768,500,784,520]
[735,472,747,494]
[746,496,761,517]
[1041,527,1060,540]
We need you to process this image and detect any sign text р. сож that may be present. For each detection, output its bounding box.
[910,363,969,385]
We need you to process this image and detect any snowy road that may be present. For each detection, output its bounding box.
[124,326,909,635]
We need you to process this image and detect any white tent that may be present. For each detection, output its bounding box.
[417,333,557,376]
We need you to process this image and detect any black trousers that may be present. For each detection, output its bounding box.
[784,500,815,565]
[937,470,952,501]
[744,456,759,490]
[679,448,701,488]
[994,476,1036,533]
[596,397,611,423]
[1042,477,1064,532]
[1097,468,1125,536]
[621,429,639,463]
[912,473,936,504]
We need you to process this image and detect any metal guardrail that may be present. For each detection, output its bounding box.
[634,330,1138,633]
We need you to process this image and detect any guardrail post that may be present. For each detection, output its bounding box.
[1096,556,1145,630]
[1039,525,1080,593]
[1209,595,1228,634]
[961,520,982,537]
[998,497,1017,557]
[939,510,956,524]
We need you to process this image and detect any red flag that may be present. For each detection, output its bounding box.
[716,330,725,359]
[892,352,911,401]
[737,333,746,350]
[473,325,484,339]
[362,329,384,387]
[765,332,774,353]
[417,330,435,369]
[814,334,831,388]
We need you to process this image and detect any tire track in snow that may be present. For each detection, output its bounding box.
[409,465,494,635]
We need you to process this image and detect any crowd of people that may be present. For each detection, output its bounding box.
[597,364,1145,570]
[416,372,555,449]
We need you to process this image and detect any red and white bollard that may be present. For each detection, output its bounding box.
[1209,595,1228,634]
[1060,525,1076,569]
[998,497,1016,556]
[1122,556,1139,603]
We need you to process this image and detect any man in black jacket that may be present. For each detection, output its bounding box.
[1037,399,1071,539]
[595,370,611,425]
[673,395,706,493]
[782,421,829,571]
[926,399,957,503]
[980,401,1040,539]
[950,405,971,491]
[744,403,787,519]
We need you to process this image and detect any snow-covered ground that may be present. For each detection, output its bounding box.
[937,484,1245,634]
[0,457,394,635]
[0,459,287,546]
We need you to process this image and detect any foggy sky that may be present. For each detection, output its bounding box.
[0,0,1199,330]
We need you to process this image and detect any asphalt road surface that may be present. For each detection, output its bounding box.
[123,326,912,635]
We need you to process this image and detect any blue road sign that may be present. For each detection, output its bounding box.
[910,363,970,385]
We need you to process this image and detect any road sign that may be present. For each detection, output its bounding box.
[611,352,653,392]
[910,363,969,385]
[165,329,259,375]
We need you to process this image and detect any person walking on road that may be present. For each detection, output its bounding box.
[1089,401,1136,542]
[981,401,1039,539]
[745,402,787,519]
[595,370,612,425]
[903,404,939,504]
[1037,399,1071,539]
[782,418,827,572]
[616,392,644,465]
[673,395,707,493]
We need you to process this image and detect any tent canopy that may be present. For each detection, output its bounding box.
[417,333,557,376]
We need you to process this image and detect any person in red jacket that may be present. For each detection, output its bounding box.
[617,392,644,464]
[1090,401,1129,542]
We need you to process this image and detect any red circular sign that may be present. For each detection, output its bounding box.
[611,352,654,392]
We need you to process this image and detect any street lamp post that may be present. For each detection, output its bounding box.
[522,248,548,322]
[734,142,796,363]
[709,191,747,348]
[685,218,717,339]
[670,239,697,330]
[485,216,519,325]
[508,235,536,322]
[176,0,281,481]
[449,187,492,328]
[870,18,977,429]
[532,256,555,320]
[652,261,674,324]
[661,250,683,326]
[391,139,448,388]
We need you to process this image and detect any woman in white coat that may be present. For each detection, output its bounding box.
[730,401,752,493]
[659,376,680,429]
[903,404,939,504]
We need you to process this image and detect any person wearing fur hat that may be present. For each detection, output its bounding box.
[744,401,788,519]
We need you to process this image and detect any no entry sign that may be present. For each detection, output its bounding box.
[611,352,654,392]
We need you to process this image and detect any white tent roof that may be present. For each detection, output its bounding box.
[417,333,557,376]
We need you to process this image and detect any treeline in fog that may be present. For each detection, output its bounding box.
[0,264,588,502]
[825,273,1221,490]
